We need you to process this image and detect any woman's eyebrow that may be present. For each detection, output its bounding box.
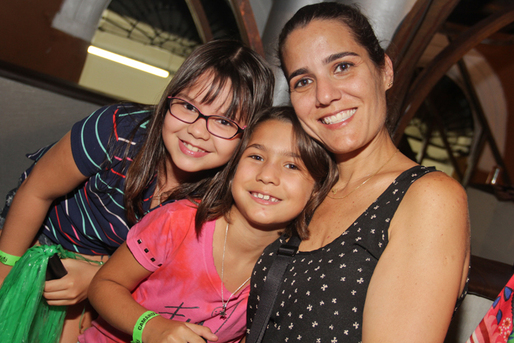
[287,68,308,83]
[287,52,360,82]
[323,51,359,65]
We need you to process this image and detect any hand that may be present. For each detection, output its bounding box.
[144,317,218,343]
[43,258,102,306]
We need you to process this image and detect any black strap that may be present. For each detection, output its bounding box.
[246,234,301,343]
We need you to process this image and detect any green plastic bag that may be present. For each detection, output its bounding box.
[0,244,78,343]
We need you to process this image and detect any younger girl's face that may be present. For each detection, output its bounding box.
[162,74,242,174]
[231,120,316,230]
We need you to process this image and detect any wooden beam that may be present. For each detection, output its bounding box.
[386,0,461,132]
[429,99,464,181]
[463,127,487,187]
[386,0,432,65]
[228,0,264,57]
[456,59,512,185]
[386,0,460,130]
[393,5,514,145]
[184,0,213,43]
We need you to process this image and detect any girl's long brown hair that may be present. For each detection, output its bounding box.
[123,39,274,225]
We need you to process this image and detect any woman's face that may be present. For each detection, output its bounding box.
[162,74,242,173]
[282,19,393,155]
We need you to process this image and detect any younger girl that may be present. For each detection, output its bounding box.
[82,106,338,343]
[0,39,274,340]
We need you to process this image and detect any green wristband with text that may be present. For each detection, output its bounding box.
[0,249,21,267]
[132,311,159,343]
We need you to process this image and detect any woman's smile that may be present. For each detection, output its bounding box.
[320,108,356,125]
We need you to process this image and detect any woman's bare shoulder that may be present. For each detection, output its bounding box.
[406,169,467,203]
[393,168,469,239]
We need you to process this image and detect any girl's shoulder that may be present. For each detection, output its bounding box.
[93,103,153,129]
[71,103,154,170]
[131,199,200,239]
[112,102,153,122]
[167,198,199,213]
[71,103,152,141]
[148,199,198,214]
[145,199,199,220]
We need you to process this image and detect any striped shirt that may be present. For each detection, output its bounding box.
[26,104,170,255]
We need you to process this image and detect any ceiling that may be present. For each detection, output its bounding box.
[449,0,514,34]
[102,0,242,57]
[102,0,514,44]
[94,0,513,178]
[446,0,514,45]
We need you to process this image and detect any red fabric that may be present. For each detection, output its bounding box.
[467,274,514,343]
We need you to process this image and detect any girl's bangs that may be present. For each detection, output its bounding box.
[198,71,247,124]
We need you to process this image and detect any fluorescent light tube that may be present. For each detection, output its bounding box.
[87,46,170,78]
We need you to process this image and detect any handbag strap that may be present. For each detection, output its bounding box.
[246,234,301,343]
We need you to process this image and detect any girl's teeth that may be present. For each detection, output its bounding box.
[254,192,279,202]
[184,142,205,152]
[321,108,356,124]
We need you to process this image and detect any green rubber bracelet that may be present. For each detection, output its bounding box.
[132,311,159,343]
[0,249,21,267]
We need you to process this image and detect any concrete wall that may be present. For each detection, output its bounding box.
[467,187,514,265]
[0,76,102,200]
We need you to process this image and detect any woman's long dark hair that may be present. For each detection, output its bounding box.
[124,39,275,225]
[193,106,338,240]
[278,2,386,73]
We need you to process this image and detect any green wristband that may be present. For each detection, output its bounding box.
[0,249,21,267]
[132,311,159,343]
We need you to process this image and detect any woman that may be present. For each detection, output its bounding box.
[0,39,274,341]
[247,3,470,342]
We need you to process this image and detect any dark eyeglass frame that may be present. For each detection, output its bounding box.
[167,96,245,139]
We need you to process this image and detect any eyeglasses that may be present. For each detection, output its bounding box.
[167,97,245,139]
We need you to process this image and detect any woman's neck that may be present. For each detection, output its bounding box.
[333,134,398,187]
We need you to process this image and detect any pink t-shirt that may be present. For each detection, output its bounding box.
[79,200,249,343]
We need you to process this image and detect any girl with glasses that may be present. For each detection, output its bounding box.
[0,39,274,341]
[80,106,338,343]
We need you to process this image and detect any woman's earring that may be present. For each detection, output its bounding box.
[387,81,393,88]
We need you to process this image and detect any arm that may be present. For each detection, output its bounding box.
[362,172,470,343]
[89,242,218,343]
[0,131,88,282]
